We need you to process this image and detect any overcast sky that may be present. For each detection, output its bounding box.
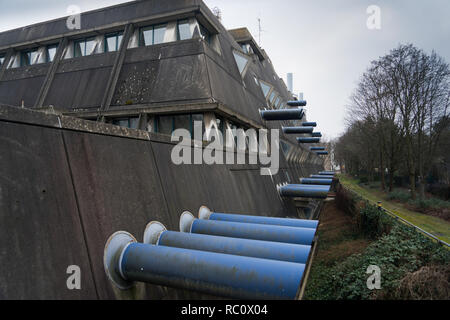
[1,0,449,139]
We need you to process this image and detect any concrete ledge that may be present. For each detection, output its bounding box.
[0,104,150,140]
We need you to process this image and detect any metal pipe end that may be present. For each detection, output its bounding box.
[103,231,137,290]
[198,206,212,220]
[143,221,167,245]
[179,211,195,233]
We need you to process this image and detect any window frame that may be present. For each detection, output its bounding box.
[74,37,97,58]
[199,23,211,45]
[176,19,192,41]
[104,32,124,53]
[20,48,39,67]
[46,44,59,63]
[258,80,273,99]
[139,24,167,47]
[112,117,139,129]
[232,50,251,76]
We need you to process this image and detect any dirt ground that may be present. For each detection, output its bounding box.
[314,200,371,265]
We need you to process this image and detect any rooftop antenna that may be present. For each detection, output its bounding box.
[257,16,266,47]
[258,18,262,46]
[212,7,222,22]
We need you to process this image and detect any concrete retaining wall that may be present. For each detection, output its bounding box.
[0,105,322,299]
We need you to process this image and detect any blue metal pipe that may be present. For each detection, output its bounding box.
[278,184,330,199]
[300,178,333,185]
[151,230,312,264]
[316,151,328,155]
[287,100,307,107]
[260,108,304,121]
[310,175,334,179]
[311,132,322,137]
[302,122,317,127]
[297,137,320,143]
[181,213,316,246]
[198,206,318,229]
[282,126,314,134]
[319,171,335,175]
[310,147,325,151]
[119,242,305,299]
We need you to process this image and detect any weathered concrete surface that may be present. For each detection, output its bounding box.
[0,105,322,299]
[0,122,97,299]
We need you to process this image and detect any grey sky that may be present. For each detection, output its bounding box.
[1,0,449,139]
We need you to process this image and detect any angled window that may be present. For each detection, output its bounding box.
[46,44,58,63]
[199,24,211,44]
[274,97,282,109]
[153,24,166,44]
[0,54,5,66]
[112,117,139,129]
[139,24,167,46]
[20,48,39,66]
[177,19,192,41]
[105,32,123,52]
[240,43,253,55]
[174,114,192,134]
[269,91,277,104]
[233,50,250,75]
[140,26,154,46]
[259,81,272,98]
[74,37,97,57]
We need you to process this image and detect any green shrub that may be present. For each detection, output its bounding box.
[359,204,393,239]
[305,185,450,300]
[335,185,358,217]
[387,190,411,202]
[305,222,450,300]
[359,177,369,184]
[408,198,450,210]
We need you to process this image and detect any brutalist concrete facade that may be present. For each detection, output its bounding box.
[0,0,325,299]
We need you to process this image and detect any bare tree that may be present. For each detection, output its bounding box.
[338,44,450,198]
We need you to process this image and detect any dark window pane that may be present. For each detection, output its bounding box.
[21,52,31,66]
[118,119,129,127]
[178,20,191,40]
[199,24,210,44]
[174,114,191,133]
[129,118,139,129]
[153,25,166,44]
[74,41,84,57]
[158,116,173,135]
[0,55,4,66]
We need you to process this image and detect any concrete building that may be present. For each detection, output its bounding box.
[0,0,327,300]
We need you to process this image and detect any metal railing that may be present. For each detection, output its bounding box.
[341,185,450,248]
